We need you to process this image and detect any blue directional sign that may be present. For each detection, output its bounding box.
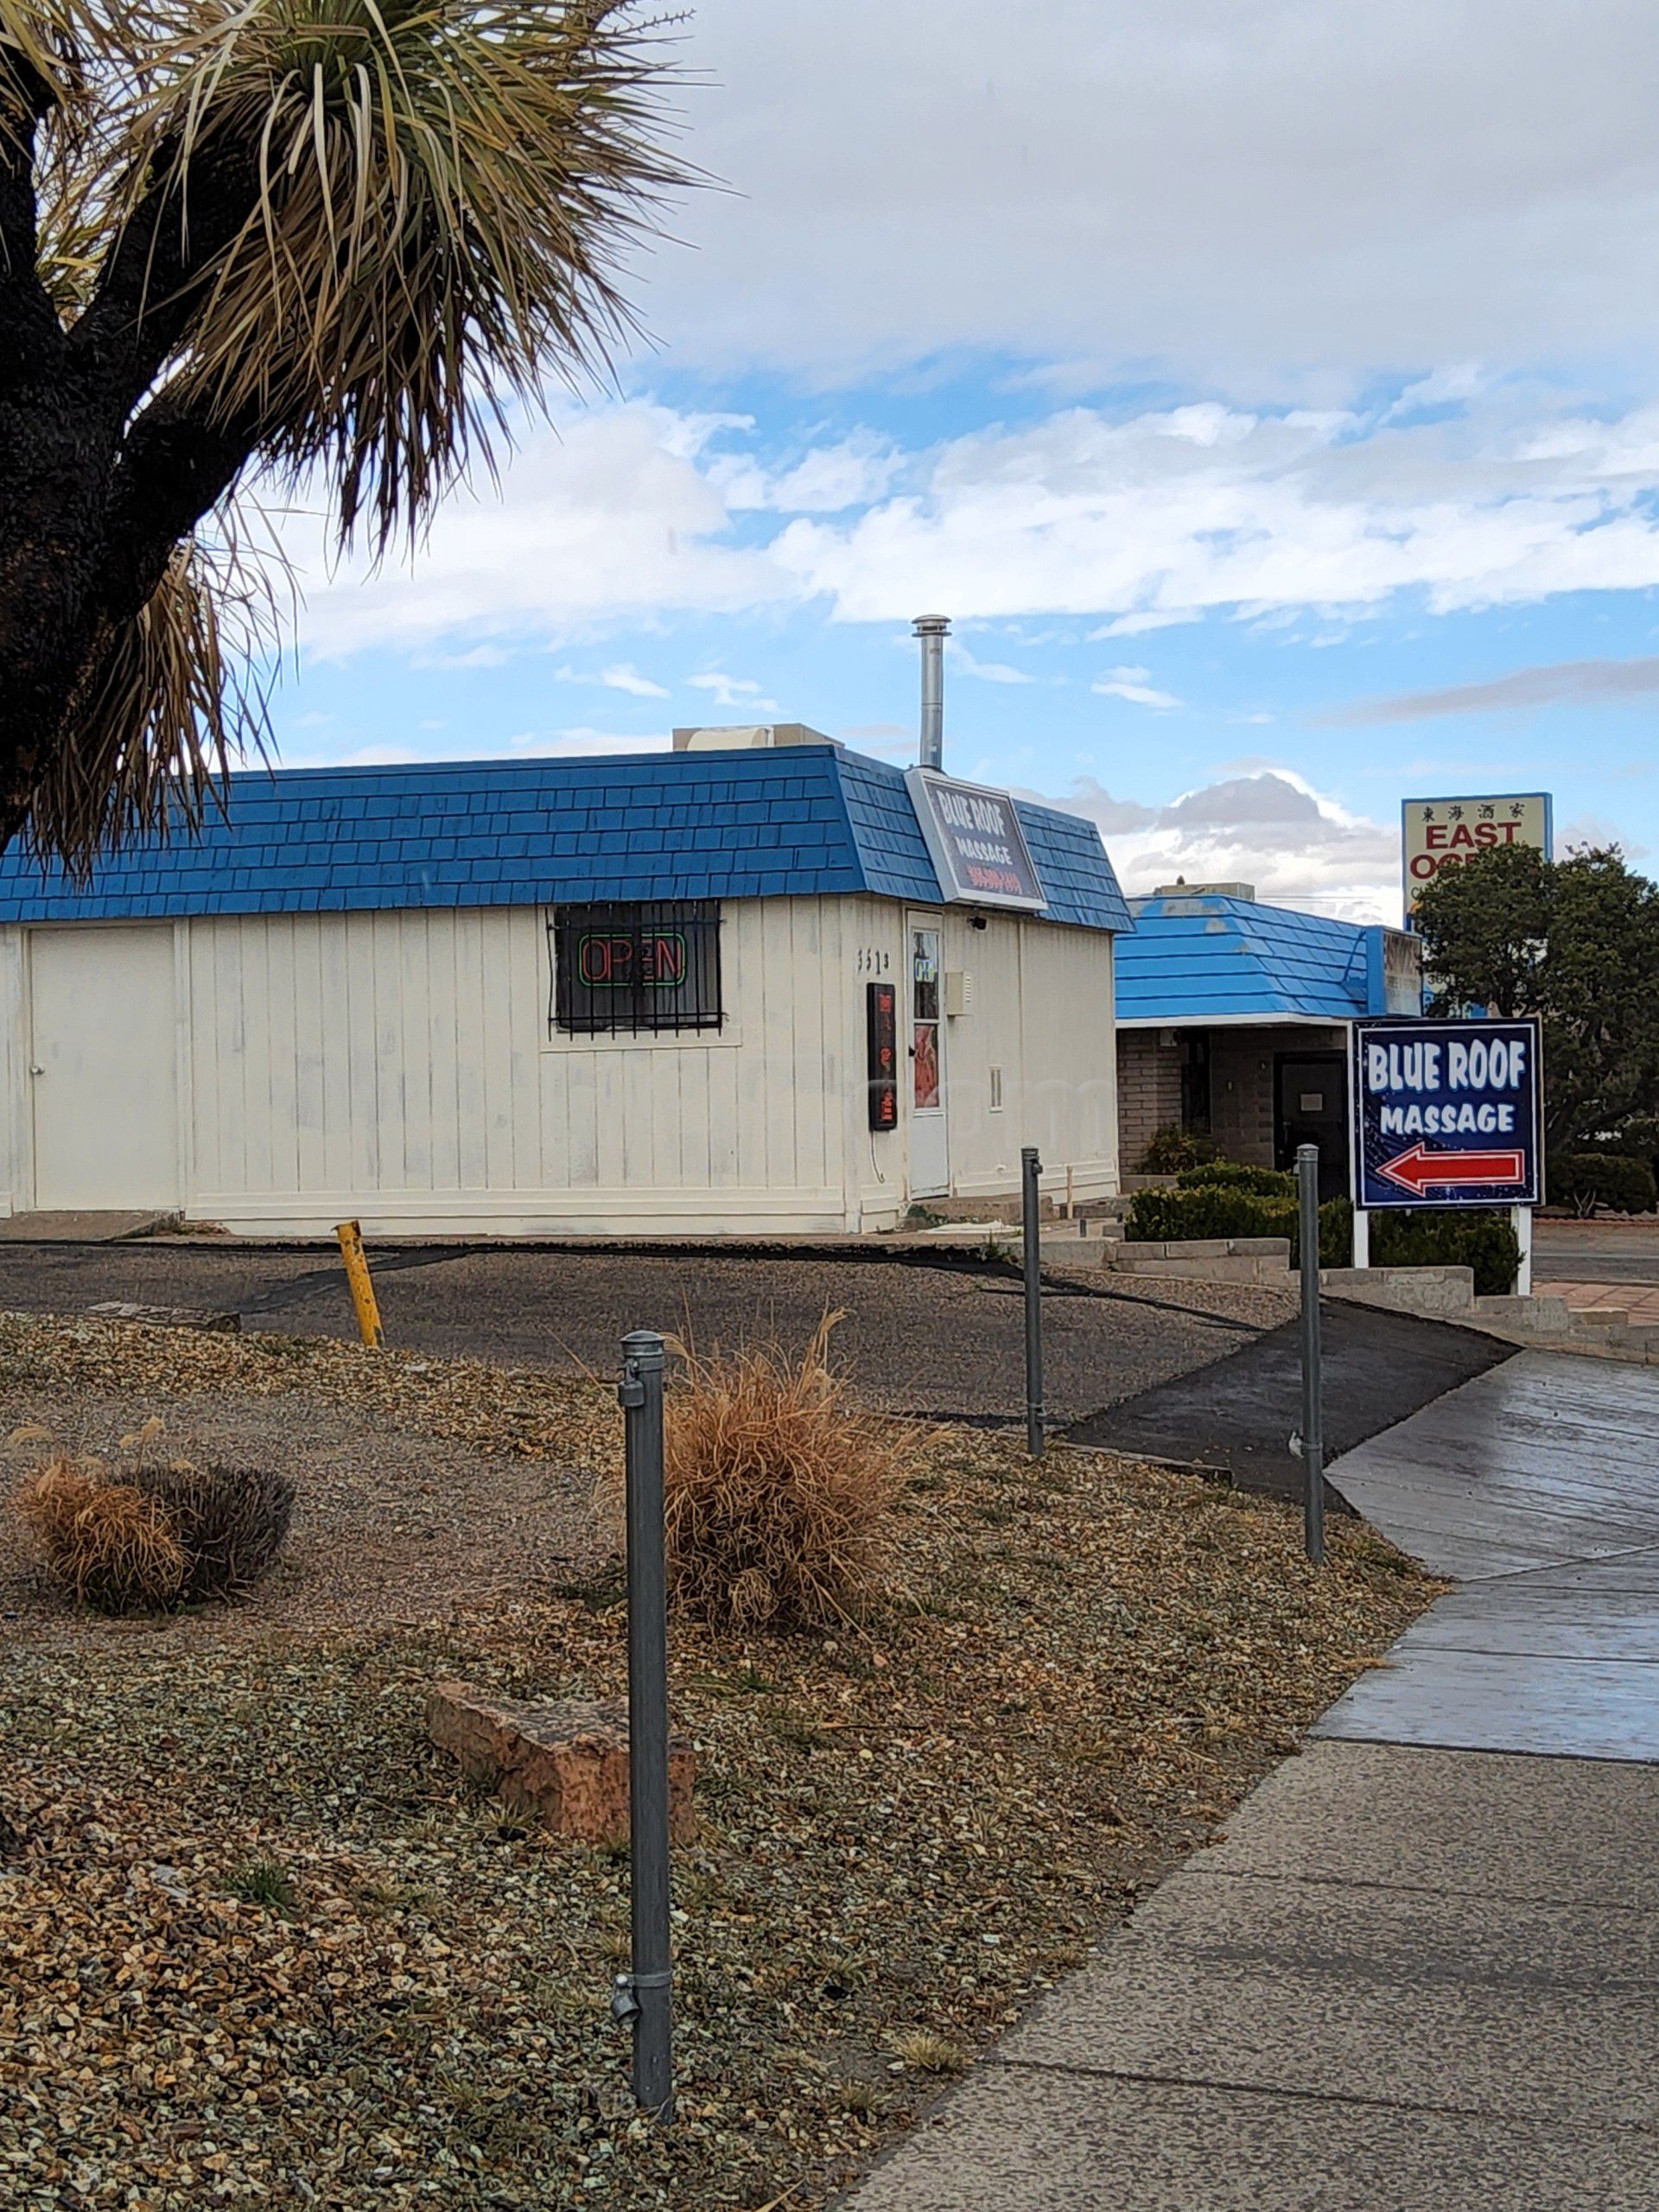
[1351,1017,1542,1211]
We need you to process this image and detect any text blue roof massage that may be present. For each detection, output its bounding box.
[0,745,1131,933]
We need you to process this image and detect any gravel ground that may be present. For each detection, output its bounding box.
[0,1311,1437,2210]
[0,1246,1276,1423]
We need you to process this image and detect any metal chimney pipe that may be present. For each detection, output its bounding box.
[913,615,950,770]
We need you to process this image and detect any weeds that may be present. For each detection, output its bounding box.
[226,1859,298,1912]
[887,2028,970,2075]
[661,1316,910,1630]
[17,1461,187,1613]
[14,1448,294,1614]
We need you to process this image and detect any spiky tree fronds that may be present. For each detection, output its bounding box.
[0,0,688,868]
[25,518,280,872]
[118,0,687,547]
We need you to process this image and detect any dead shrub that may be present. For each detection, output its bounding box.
[130,1465,296,1602]
[18,1459,187,1614]
[662,1316,908,1630]
[15,1453,294,1613]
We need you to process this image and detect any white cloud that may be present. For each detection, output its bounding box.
[772,398,1659,623]
[952,643,1036,685]
[555,661,671,699]
[1092,664,1181,709]
[287,391,1659,662]
[340,744,421,766]
[292,404,791,658]
[1091,612,1200,639]
[1036,768,1402,921]
[709,432,903,514]
[640,0,1659,388]
[687,671,781,712]
[509,728,672,759]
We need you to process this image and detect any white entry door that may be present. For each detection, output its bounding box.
[907,918,950,1198]
[29,927,181,1210]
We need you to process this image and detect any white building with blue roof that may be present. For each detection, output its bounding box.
[0,729,1131,1236]
[1114,881,1421,1194]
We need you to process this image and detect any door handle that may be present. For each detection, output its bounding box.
[28,1065,42,1077]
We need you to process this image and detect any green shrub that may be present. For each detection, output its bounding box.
[1368,1209,1521,1295]
[1126,1184,1351,1265]
[1548,1152,1658,1218]
[1176,1160,1294,1198]
[1137,1124,1218,1174]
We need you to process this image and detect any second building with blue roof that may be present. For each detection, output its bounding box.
[1113,880,1423,1194]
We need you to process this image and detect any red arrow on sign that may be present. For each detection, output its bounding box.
[1377,1142,1526,1195]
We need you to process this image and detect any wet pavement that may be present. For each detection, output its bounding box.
[1067,1298,1511,1496]
[844,1351,1659,2212]
[1317,1352,1659,1756]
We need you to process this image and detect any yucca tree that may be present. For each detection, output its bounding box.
[0,0,683,871]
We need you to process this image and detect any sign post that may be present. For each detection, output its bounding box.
[1295,1145,1325,1568]
[1351,1017,1543,1293]
[1021,1147,1046,1459]
[613,1331,675,2122]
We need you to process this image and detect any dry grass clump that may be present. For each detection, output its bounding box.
[17,1461,187,1614]
[663,1317,909,1630]
[129,1465,296,1604]
[887,2028,971,2075]
[15,1452,295,1615]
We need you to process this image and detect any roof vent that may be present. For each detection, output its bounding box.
[912,615,950,770]
[1151,879,1256,901]
[671,723,836,752]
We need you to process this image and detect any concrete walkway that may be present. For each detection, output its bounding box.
[844,1354,1659,2210]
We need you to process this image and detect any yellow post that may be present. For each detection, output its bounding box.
[335,1219,384,1348]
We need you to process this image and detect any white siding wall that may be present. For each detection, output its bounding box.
[173,898,849,1235]
[842,899,1119,1222]
[0,896,1120,1230]
[936,909,1117,1205]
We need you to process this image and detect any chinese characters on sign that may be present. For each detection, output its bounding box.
[906,768,1046,911]
[1400,793,1553,913]
[1351,1017,1542,1211]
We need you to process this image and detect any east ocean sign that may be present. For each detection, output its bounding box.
[1401,792,1552,914]
[906,769,1046,912]
[1351,1017,1542,1211]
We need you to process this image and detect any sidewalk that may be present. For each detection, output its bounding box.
[842,1354,1659,2210]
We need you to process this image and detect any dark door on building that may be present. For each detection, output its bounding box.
[1274,1052,1348,1199]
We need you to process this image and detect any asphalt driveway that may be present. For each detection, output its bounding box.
[0,1240,1272,1427]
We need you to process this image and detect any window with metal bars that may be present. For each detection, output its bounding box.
[549,900,724,1036]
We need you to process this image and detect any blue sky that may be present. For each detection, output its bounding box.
[271,0,1659,921]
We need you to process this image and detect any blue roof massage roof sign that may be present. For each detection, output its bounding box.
[906,767,1046,910]
[1351,1016,1542,1210]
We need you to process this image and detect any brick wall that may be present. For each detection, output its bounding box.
[1116,1032,1184,1170]
[1210,1025,1347,1166]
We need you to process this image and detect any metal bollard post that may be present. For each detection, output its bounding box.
[334,1219,383,1348]
[1296,1146,1325,1567]
[1021,1147,1046,1459]
[613,1330,674,2120]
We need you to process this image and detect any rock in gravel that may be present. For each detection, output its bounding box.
[427,1682,696,1844]
[85,1301,242,1334]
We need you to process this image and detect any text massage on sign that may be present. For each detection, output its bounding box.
[934,786,1028,899]
[1363,1031,1530,1140]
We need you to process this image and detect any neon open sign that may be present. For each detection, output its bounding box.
[576,931,689,990]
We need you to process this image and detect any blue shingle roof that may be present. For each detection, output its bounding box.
[1115,892,1405,1023]
[0,746,1131,932]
